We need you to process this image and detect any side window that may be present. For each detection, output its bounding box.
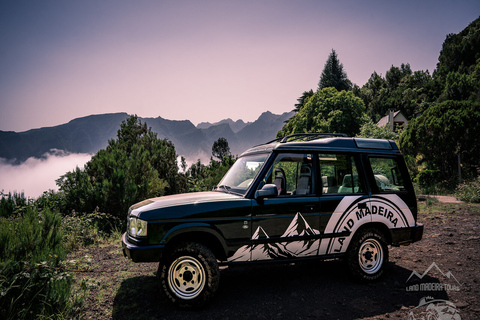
[319,154,363,194]
[368,157,405,192]
[261,153,313,196]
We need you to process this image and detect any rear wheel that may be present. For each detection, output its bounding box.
[347,228,388,281]
[158,242,219,309]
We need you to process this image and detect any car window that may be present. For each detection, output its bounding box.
[261,153,314,196]
[368,157,406,192]
[319,154,363,194]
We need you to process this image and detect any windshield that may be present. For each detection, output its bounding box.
[216,153,269,195]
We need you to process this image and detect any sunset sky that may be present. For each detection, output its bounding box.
[1,0,479,132]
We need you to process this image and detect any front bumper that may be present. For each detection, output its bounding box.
[122,232,165,262]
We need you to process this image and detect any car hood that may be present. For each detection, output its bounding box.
[129,191,252,220]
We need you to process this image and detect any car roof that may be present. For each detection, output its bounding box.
[241,133,399,156]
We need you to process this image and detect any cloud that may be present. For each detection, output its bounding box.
[0,150,92,199]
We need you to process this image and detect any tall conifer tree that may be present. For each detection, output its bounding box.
[318,49,352,91]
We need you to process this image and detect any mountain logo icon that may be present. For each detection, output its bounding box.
[407,262,460,285]
[228,212,321,262]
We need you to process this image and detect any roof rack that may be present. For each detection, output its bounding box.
[266,133,348,144]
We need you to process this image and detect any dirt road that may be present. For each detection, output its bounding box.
[72,200,480,319]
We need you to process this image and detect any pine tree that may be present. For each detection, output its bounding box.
[318,49,352,91]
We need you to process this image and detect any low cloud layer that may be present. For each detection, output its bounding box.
[0,151,92,199]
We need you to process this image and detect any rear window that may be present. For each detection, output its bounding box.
[368,157,406,192]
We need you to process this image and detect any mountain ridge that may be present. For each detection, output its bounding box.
[0,111,293,164]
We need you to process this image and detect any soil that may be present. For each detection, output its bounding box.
[69,199,480,320]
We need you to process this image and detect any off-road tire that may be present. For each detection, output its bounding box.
[158,242,219,309]
[347,228,388,281]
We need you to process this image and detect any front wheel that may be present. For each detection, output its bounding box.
[347,228,388,281]
[158,242,219,309]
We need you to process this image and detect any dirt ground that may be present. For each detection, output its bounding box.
[70,199,480,320]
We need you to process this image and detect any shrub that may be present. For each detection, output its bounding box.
[0,207,72,320]
[417,170,443,194]
[0,191,28,218]
[455,178,480,203]
[62,211,125,251]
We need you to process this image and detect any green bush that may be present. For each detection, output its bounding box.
[0,207,73,320]
[0,191,28,218]
[417,170,443,194]
[62,211,125,251]
[455,178,480,203]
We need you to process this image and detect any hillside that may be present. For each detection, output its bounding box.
[0,111,293,164]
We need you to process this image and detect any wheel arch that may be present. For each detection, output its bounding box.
[162,225,228,261]
[350,222,392,246]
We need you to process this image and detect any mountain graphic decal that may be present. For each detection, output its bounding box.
[228,213,321,262]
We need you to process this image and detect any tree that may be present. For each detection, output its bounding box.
[318,49,352,91]
[57,115,187,217]
[212,137,231,162]
[400,100,480,185]
[356,119,399,140]
[357,65,435,122]
[435,17,480,80]
[277,87,367,138]
[292,90,314,113]
[187,139,236,192]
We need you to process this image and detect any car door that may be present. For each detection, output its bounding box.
[250,152,322,261]
[316,153,371,255]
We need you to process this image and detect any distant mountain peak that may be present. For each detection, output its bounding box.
[196,118,251,133]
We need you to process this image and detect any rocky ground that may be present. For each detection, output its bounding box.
[69,198,480,320]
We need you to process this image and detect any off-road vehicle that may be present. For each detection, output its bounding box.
[122,133,423,308]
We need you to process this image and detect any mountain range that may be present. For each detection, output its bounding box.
[0,111,293,164]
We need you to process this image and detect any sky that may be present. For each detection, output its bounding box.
[1,0,479,133]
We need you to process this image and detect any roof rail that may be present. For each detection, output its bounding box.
[266,133,348,144]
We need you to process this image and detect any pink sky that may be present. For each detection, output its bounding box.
[1,0,479,132]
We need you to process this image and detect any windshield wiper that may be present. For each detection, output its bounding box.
[215,185,231,193]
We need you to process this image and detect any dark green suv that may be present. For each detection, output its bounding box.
[122,134,423,308]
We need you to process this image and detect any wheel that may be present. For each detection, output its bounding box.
[158,242,219,308]
[347,228,388,281]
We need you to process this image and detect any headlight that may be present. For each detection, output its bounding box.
[128,216,147,237]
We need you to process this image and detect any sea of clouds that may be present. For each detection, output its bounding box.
[0,150,92,199]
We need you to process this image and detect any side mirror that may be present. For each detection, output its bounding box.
[255,184,278,199]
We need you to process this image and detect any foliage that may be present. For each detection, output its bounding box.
[0,206,74,320]
[356,119,399,140]
[318,49,352,91]
[357,65,436,122]
[277,87,367,137]
[435,16,480,80]
[57,115,188,218]
[416,170,443,194]
[400,100,480,185]
[292,90,314,113]
[212,137,231,161]
[439,70,479,101]
[62,211,124,251]
[0,191,28,218]
[455,178,480,203]
[187,155,236,192]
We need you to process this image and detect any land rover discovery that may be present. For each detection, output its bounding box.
[122,133,423,308]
